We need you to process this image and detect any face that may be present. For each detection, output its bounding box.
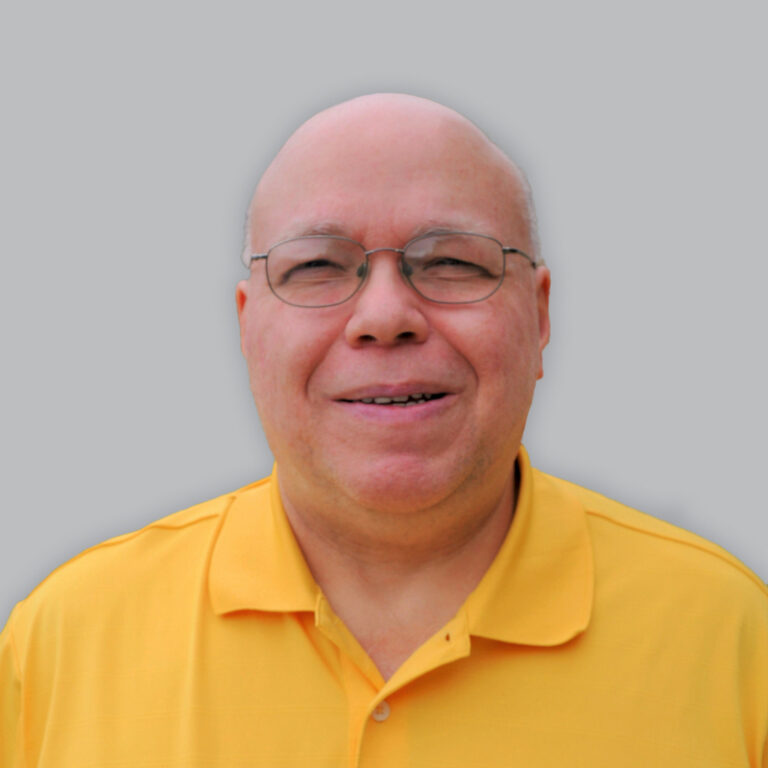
[237,99,550,515]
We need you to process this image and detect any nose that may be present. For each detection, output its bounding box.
[344,250,429,347]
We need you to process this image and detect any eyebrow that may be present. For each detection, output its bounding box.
[286,218,487,242]
[409,221,478,238]
[289,221,350,238]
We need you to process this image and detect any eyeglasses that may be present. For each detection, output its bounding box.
[243,231,538,308]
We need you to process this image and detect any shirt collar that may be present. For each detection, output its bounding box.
[209,449,594,647]
[465,447,594,645]
[209,468,318,615]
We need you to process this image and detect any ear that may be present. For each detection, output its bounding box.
[534,266,551,380]
[236,280,249,318]
[235,280,250,356]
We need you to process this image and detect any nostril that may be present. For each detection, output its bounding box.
[396,331,415,341]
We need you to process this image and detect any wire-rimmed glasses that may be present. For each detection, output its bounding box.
[244,231,537,308]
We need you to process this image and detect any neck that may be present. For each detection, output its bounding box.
[279,463,518,679]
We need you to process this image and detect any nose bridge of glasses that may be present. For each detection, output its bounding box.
[358,246,411,279]
[363,246,406,258]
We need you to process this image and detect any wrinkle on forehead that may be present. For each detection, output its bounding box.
[245,94,535,257]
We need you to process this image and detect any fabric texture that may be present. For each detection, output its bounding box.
[2,448,767,767]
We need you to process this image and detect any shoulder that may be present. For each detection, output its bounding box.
[5,479,270,651]
[534,468,768,608]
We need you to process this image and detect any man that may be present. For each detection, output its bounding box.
[2,94,766,766]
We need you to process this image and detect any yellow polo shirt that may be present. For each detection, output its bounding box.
[2,449,767,767]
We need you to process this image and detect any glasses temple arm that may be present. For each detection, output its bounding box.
[502,247,542,268]
[242,253,268,269]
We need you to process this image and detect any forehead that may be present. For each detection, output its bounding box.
[249,102,528,250]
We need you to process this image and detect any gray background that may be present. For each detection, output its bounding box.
[2,0,765,624]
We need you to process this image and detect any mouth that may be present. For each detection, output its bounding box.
[338,392,448,407]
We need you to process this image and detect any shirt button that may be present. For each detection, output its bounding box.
[371,700,390,722]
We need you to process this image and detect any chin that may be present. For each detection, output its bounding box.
[326,453,476,515]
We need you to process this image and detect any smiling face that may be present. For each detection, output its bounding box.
[237,95,550,519]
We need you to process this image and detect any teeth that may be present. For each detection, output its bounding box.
[349,392,442,405]
[365,393,430,405]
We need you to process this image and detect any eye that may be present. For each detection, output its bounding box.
[420,256,494,279]
[292,258,343,273]
[267,236,366,295]
[279,257,354,285]
[404,234,503,282]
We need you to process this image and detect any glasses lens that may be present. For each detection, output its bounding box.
[266,236,366,307]
[403,233,505,303]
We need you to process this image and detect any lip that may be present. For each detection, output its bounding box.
[333,391,457,423]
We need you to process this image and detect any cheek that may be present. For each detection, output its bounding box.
[469,303,542,407]
[242,322,310,460]
[243,309,334,411]
[241,308,292,423]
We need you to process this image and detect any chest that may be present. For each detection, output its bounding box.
[23,611,758,768]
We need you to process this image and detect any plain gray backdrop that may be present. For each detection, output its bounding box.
[2,0,766,624]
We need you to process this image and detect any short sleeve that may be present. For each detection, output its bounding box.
[0,612,23,768]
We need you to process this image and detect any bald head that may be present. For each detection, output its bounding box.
[243,94,539,263]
